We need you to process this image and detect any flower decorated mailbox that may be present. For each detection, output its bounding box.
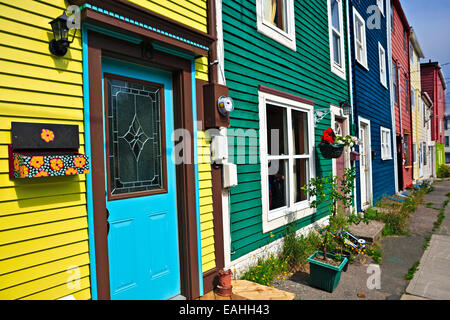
[9,122,89,178]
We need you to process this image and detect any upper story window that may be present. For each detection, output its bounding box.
[410,42,414,64]
[392,62,398,104]
[256,0,296,51]
[403,30,407,52]
[377,0,384,16]
[328,0,346,79]
[405,78,409,113]
[378,43,387,88]
[390,4,395,32]
[353,8,368,70]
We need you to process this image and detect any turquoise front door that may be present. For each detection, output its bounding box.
[102,58,181,300]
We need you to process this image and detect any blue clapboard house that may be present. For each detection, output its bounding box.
[349,0,397,211]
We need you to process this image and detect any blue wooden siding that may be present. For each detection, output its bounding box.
[350,0,396,210]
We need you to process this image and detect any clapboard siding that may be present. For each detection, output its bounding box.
[198,131,216,272]
[223,0,350,260]
[0,0,90,300]
[125,0,209,81]
[127,0,207,33]
[411,41,423,181]
[350,0,396,208]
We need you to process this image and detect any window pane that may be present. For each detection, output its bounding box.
[331,0,340,30]
[108,78,164,195]
[333,32,341,65]
[293,158,308,203]
[292,109,309,155]
[263,0,286,32]
[267,104,288,155]
[268,159,287,210]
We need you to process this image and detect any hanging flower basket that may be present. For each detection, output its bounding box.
[319,142,345,159]
[318,128,359,159]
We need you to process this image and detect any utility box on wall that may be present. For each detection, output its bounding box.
[9,122,89,179]
[203,83,230,129]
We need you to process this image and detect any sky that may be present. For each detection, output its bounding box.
[400,0,450,113]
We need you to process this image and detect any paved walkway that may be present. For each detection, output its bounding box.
[403,179,450,300]
[273,179,450,300]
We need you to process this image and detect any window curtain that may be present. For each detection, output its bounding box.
[263,0,277,25]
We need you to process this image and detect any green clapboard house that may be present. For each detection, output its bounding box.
[219,0,353,270]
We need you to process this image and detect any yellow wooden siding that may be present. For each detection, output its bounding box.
[198,131,216,273]
[195,56,209,81]
[411,50,423,181]
[125,0,207,33]
[0,0,90,300]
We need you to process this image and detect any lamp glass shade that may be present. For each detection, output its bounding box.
[49,11,70,43]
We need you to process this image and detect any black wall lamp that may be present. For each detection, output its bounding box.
[339,100,352,116]
[49,10,77,57]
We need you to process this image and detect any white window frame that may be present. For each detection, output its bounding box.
[258,90,315,233]
[353,7,368,70]
[328,0,346,79]
[378,42,387,88]
[377,0,384,16]
[380,126,392,160]
[413,142,417,163]
[256,0,296,51]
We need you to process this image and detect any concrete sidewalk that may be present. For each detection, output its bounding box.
[403,179,450,300]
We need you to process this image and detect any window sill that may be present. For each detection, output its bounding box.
[257,22,297,52]
[331,64,346,80]
[356,59,369,72]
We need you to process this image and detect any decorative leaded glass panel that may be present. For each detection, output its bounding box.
[107,77,164,195]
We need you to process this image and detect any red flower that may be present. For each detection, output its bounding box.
[321,128,336,144]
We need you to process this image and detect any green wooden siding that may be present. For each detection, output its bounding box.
[223,0,351,260]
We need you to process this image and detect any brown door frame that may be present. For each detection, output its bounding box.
[87,30,200,299]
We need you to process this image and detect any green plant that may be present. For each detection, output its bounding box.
[366,243,382,264]
[423,236,431,250]
[240,253,289,286]
[405,261,420,280]
[301,168,357,260]
[281,224,322,271]
[437,164,450,178]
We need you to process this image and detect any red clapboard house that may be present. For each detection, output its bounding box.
[391,0,413,189]
[420,61,447,144]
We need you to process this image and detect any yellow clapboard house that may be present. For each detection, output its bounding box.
[409,30,425,182]
[0,0,218,300]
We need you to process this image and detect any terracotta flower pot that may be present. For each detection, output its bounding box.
[216,269,233,297]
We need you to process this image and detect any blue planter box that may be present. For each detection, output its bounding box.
[307,250,347,292]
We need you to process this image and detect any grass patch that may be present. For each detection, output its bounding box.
[405,261,420,280]
[366,243,382,264]
[240,225,322,286]
[423,236,431,250]
[433,199,449,231]
[240,253,290,286]
[281,224,322,271]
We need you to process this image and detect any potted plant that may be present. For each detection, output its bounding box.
[302,168,356,292]
[318,128,359,159]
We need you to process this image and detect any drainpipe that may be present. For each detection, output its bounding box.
[345,0,358,213]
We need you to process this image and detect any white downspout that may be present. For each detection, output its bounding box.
[345,0,358,213]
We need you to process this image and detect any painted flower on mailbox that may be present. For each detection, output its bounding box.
[65,167,78,175]
[29,156,44,169]
[20,165,29,178]
[73,156,87,168]
[41,129,55,143]
[50,158,64,171]
[34,171,49,178]
[13,156,20,171]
